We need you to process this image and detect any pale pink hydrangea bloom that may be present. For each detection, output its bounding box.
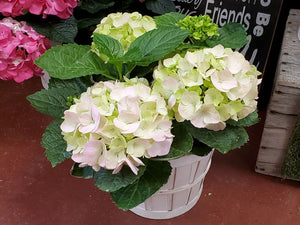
[0,0,78,19]
[0,17,50,82]
[61,78,174,175]
[152,45,261,131]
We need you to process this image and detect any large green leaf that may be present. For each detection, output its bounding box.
[93,33,124,61]
[156,122,193,160]
[41,119,71,167]
[155,12,186,28]
[206,22,248,49]
[184,122,249,154]
[94,165,146,192]
[48,77,92,93]
[35,44,117,80]
[145,0,176,14]
[79,0,115,14]
[29,16,77,43]
[110,160,172,210]
[27,87,80,118]
[123,26,190,66]
[227,110,259,127]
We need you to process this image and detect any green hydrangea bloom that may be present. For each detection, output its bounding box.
[93,12,156,52]
[177,15,219,42]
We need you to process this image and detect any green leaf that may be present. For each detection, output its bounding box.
[76,17,102,29]
[79,0,115,14]
[191,140,213,157]
[156,122,193,160]
[41,119,71,167]
[93,33,124,61]
[123,26,190,66]
[94,165,146,192]
[227,110,259,127]
[70,163,94,179]
[48,77,92,93]
[184,122,249,154]
[29,16,78,43]
[206,22,248,49]
[111,160,172,210]
[35,44,117,80]
[176,43,205,51]
[145,0,176,14]
[155,12,186,27]
[27,87,81,118]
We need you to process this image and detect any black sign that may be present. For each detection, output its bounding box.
[172,0,283,73]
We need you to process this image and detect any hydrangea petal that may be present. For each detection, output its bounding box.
[146,138,173,157]
[225,51,246,74]
[114,118,140,134]
[178,91,201,120]
[211,69,238,92]
[72,140,106,171]
[185,50,204,67]
[127,138,150,157]
[61,111,80,133]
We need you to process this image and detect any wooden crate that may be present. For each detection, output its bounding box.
[255,9,300,179]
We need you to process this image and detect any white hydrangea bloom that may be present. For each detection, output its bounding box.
[152,44,261,130]
[61,78,173,175]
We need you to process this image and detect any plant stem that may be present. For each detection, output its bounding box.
[116,63,124,81]
[102,73,118,80]
[124,63,136,78]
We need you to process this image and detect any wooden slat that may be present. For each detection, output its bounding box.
[268,92,300,115]
[264,111,298,129]
[255,9,300,179]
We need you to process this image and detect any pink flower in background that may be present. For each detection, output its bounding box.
[0,0,78,19]
[0,17,50,82]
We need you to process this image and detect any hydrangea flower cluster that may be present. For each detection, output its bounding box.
[152,44,261,131]
[177,15,219,42]
[93,12,156,52]
[0,0,78,19]
[60,78,173,174]
[0,17,50,82]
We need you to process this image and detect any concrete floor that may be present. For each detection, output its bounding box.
[1,77,299,225]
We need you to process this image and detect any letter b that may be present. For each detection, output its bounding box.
[256,12,270,26]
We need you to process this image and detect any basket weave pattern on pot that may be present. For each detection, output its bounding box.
[130,151,213,219]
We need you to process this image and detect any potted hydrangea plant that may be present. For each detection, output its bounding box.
[27,12,260,219]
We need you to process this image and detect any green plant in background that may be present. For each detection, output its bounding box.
[281,114,300,180]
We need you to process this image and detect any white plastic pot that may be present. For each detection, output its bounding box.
[130,151,213,219]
